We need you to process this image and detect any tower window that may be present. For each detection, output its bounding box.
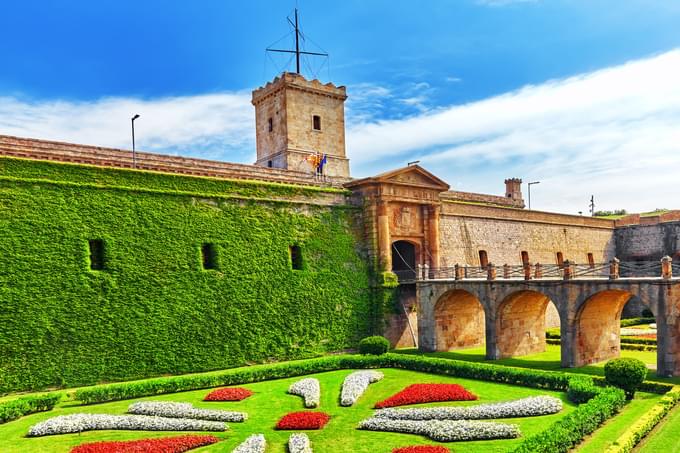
[478,250,488,269]
[556,252,564,268]
[89,239,105,270]
[587,253,595,267]
[312,115,321,131]
[202,243,218,270]
[268,117,273,132]
[290,245,303,270]
[267,160,273,168]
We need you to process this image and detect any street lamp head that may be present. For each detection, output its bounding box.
[528,181,540,185]
[132,114,140,120]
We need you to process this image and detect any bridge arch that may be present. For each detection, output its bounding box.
[434,289,486,351]
[572,289,646,366]
[495,289,559,358]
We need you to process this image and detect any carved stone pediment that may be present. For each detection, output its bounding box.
[344,165,450,204]
[377,166,450,191]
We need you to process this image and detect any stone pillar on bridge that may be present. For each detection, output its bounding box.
[609,258,620,280]
[662,256,673,280]
[534,263,542,279]
[416,282,437,352]
[487,263,496,281]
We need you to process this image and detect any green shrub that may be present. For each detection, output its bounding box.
[567,376,599,404]
[0,393,61,424]
[605,358,648,399]
[358,336,390,355]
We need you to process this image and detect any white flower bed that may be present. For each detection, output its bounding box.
[340,370,384,406]
[375,395,562,420]
[288,432,313,453]
[27,413,226,437]
[128,401,247,422]
[232,434,266,453]
[358,418,520,442]
[289,378,321,408]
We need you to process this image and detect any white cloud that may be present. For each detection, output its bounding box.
[0,92,254,161]
[346,49,680,214]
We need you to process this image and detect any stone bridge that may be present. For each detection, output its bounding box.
[415,258,680,376]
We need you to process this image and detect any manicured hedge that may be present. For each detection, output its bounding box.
[75,354,580,404]
[512,386,626,453]
[566,376,600,404]
[0,393,61,424]
[0,157,373,393]
[604,385,680,453]
[620,317,655,328]
[547,339,656,352]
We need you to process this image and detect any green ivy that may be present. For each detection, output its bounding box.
[0,158,373,393]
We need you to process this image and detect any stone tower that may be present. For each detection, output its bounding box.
[505,178,524,203]
[251,72,350,178]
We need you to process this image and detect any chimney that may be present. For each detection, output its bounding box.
[504,178,523,204]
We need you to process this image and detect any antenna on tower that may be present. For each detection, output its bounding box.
[266,8,329,76]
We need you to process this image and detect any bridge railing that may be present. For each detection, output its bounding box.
[395,256,676,283]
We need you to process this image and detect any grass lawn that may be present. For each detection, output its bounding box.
[395,345,680,385]
[635,402,680,453]
[0,368,575,453]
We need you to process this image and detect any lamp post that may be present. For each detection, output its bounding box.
[131,114,140,168]
[528,181,540,210]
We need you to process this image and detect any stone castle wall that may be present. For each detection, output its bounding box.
[615,219,680,261]
[0,134,351,188]
[439,202,616,267]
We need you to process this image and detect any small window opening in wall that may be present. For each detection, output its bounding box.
[587,252,595,268]
[89,239,105,270]
[312,115,321,131]
[521,251,530,267]
[478,250,489,269]
[202,243,217,270]
[268,117,273,132]
[267,160,273,168]
[290,245,303,270]
[556,252,564,268]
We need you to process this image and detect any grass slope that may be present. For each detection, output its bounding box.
[0,369,574,453]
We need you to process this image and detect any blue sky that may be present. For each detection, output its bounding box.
[2,0,680,214]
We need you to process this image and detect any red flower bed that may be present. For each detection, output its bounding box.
[70,435,219,453]
[393,447,450,453]
[275,411,330,430]
[203,387,253,401]
[375,384,477,408]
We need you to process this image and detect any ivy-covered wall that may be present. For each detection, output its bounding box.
[0,158,374,393]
